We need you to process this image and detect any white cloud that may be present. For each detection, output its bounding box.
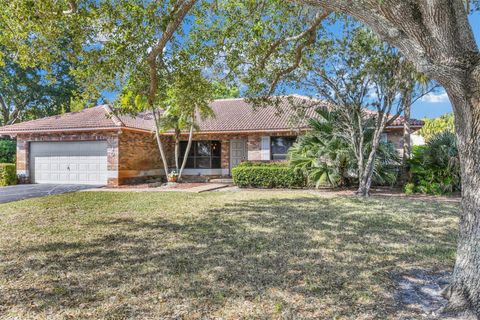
[420,91,449,103]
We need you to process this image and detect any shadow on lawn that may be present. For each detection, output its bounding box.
[0,196,458,318]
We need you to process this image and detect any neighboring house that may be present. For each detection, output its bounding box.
[0,95,423,186]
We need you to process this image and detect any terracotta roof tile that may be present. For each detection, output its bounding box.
[0,95,423,135]
[0,105,119,133]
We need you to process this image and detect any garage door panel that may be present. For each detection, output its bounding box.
[30,141,108,185]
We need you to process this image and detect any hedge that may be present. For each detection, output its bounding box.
[232,165,306,188]
[0,163,17,186]
[0,139,16,163]
[236,160,289,167]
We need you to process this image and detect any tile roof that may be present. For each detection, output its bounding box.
[196,95,322,132]
[0,95,423,135]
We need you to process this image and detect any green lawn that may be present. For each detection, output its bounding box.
[0,191,459,319]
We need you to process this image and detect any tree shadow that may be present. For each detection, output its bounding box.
[0,196,458,318]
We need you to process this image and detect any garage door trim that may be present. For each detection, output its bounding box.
[29,140,108,185]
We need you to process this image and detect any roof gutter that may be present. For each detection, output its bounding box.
[0,127,130,135]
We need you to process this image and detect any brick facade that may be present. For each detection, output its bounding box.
[14,128,407,186]
[384,129,404,151]
[118,131,172,184]
[247,135,262,161]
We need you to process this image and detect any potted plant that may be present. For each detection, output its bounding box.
[167,170,178,183]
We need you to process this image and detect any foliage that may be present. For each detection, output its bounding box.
[168,170,178,178]
[232,163,306,188]
[236,161,289,167]
[212,82,240,99]
[403,182,415,195]
[194,1,327,97]
[0,1,220,106]
[0,48,79,125]
[152,67,216,136]
[417,113,455,142]
[406,131,460,195]
[272,27,430,195]
[0,139,15,163]
[289,108,400,188]
[0,163,16,186]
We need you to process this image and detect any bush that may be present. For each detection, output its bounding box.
[405,131,460,195]
[403,182,415,195]
[232,164,306,188]
[236,161,289,167]
[0,139,16,163]
[0,163,17,186]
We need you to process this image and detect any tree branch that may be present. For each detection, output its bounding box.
[62,0,77,14]
[259,9,331,69]
[147,0,197,107]
[266,10,331,96]
[291,0,479,89]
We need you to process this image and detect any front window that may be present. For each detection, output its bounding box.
[179,141,221,169]
[380,133,388,143]
[270,137,296,160]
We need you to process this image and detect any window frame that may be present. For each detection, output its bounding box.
[270,136,296,161]
[179,140,222,169]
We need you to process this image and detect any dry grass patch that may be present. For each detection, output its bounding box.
[0,191,459,319]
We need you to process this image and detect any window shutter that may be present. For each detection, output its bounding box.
[261,136,270,160]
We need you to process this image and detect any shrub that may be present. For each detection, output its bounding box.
[232,164,306,188]
[236,161,289,167]
[403,182,415,195]
[0,139,16,163]
[405,131,460,195]
[0,163,17,186]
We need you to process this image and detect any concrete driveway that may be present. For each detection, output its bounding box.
[0,184,102,204]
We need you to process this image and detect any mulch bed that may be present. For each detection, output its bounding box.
[108,182,208,190]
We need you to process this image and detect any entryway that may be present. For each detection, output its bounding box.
[230,139,247,173]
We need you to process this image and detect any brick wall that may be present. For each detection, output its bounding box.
[247,135,262,161]
[118,130,173,184]
[384,129,404,151]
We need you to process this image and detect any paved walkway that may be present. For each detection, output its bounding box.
[0,184,100,204]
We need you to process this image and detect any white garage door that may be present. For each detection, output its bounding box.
[30,141,108,185]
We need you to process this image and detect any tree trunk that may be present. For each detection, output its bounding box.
[151,108,170,179]
[399,89,413,185]
[402,90,412,165]
[0,94,10,126]
[357,137,380,197]
[357,116,387,197]
[174,128,180,172]
[177,122,194,182]
[442,71,480,316]
[290,0,480,315]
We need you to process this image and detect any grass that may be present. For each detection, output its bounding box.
[0,191,459,319]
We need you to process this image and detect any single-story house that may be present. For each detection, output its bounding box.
[0,95,423,186]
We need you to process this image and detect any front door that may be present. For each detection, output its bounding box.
[230,139,247,173]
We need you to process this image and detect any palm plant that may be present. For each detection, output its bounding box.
[423,131,459,170]
[289,108,400,188]
[407,131,460,194]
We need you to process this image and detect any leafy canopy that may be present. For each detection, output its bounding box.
[417,113,455,142]
[0,48,79,125]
